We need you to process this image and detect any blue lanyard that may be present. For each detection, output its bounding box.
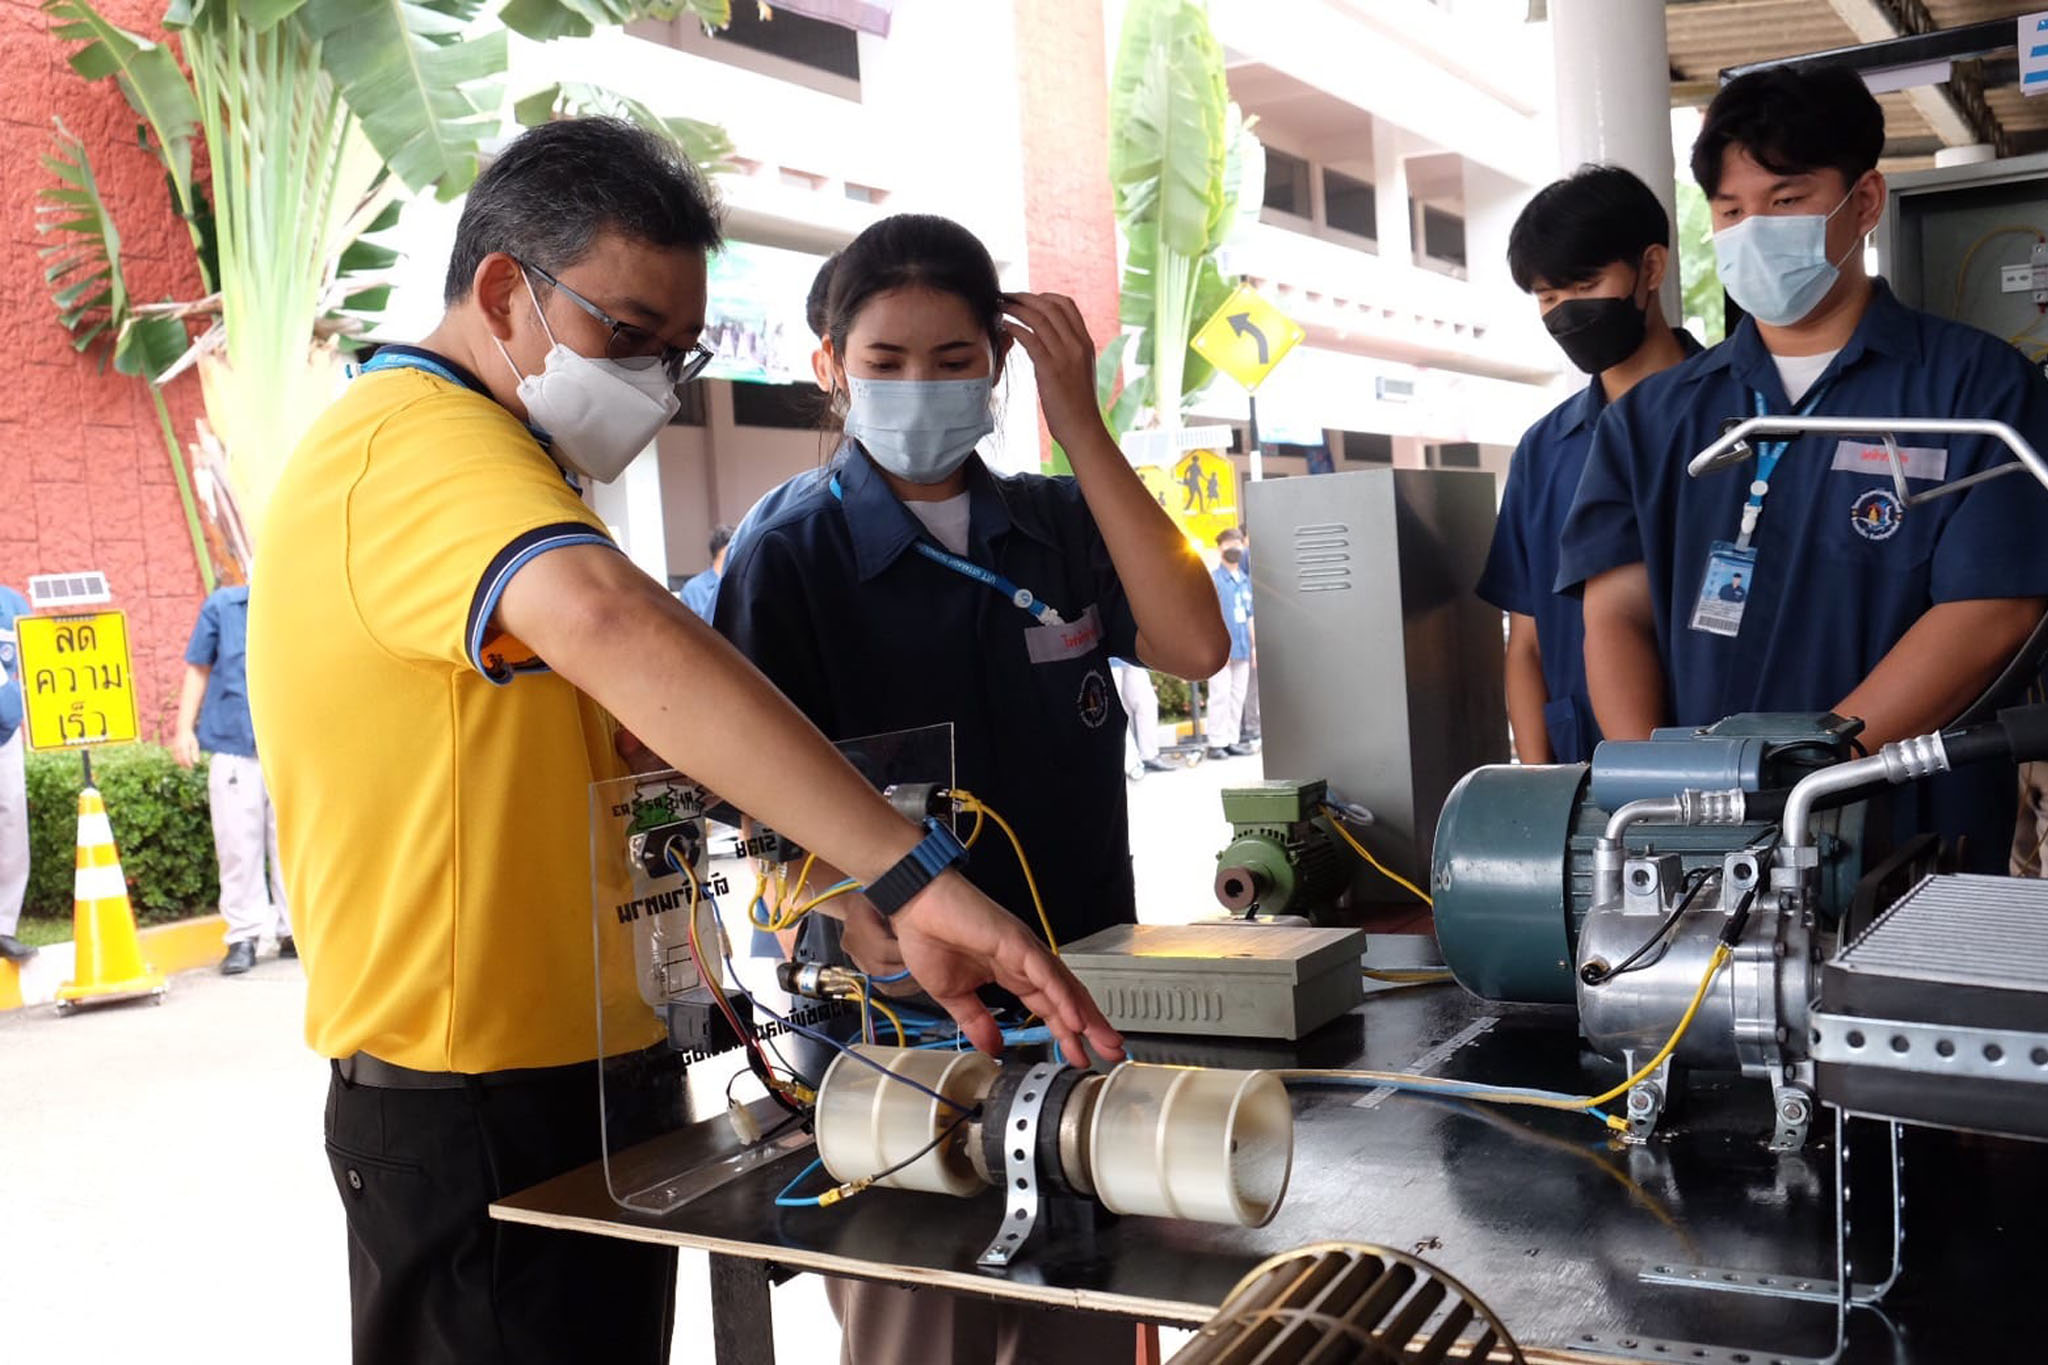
[829,475,1064,626]
[357,349,573,486]
[1738,375,1836,550]
[358,349,470,389]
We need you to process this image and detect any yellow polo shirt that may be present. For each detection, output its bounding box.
[248,358,659,1072]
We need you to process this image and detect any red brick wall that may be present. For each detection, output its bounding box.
[5,0,209,739]
[1012,0,1121,462]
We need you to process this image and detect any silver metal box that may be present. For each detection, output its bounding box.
[1245,468,1506,896]
[1060,923,1368,1040]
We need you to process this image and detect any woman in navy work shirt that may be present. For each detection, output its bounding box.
[716,214,1226,969]
[714,214,1228,1364]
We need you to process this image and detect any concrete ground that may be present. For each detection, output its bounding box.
[0,751,1261,1363]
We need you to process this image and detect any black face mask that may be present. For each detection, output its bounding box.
[1543,290,1648,376]
[1221,548,1243,565]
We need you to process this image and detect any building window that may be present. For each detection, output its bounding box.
[731,381,826,430]
[1428,441,1481,469]
[1263,148,1313,220]
[1322,169,1377,242]
[1337,430,1392,465]
[719,4,860,82]
[1420,205,1467,271]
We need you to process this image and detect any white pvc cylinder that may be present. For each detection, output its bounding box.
[814,1045,996,1196]
[1086,1063,1294,1227]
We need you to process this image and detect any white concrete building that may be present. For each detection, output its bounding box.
[1117,0,1573,483]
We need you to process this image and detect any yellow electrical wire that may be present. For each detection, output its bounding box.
[866,990,906,1047]
[1952,224,2046,317]
[1322,805,1434,907]
[946,789,1059,954]
[1362,968,1455,985]
[1282,944,1733,1132]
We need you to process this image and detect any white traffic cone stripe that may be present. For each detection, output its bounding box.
[74,864,129,903]
[78,813,115,847]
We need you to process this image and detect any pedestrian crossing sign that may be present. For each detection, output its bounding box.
[17,611,139,751]
[1164,449,1239,547]
[1191,284,1304,392]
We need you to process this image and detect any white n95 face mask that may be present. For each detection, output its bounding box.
[843,376,995,485]
[1712,191,1859,327]
[495,275,680,483]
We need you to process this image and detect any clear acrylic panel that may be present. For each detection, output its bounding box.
[589,724,954,1214]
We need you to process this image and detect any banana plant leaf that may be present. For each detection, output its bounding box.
[500,0,726,43]
[44,0,200,200]
[294,0,509,196]
[514,81,735,174]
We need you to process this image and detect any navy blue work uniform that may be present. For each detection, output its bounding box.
[714,446,1141,948]
[1559,280,2048,870]
[1479,332,1703,764]
[185,585,258,758]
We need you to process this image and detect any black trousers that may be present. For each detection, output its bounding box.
[324,1060,679,1364]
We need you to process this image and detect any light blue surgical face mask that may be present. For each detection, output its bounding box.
[1712,189,1860,327]
[843,376,995,484]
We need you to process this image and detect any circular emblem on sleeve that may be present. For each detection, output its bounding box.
[1849,488,1903,542]
[1077,668,1111,730]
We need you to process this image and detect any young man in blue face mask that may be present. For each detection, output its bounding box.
[1481,165,1701,764]
[1559,65,2048,871]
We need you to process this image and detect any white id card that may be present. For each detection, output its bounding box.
[1688,541,1756,638]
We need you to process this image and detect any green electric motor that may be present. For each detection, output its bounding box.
[1214,779,1350,919]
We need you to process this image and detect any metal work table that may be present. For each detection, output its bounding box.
[492,982,2046,1364]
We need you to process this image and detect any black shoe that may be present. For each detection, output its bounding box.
[277,935,297,960]
[221,940,257,975]
[1205,747,1232,760]
[1227,742,1259,757]
[0,934,37,964]
[1141,758,1173,773]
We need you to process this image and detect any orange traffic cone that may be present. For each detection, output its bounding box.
[54,786,167,1012]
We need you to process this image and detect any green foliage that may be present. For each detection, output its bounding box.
[514,81,737,175]
[500,0,727,43]
[45,0,202,206]
[1152,671,1193,721]
[22,746,219,925]
[1107,0,1260,430]
[1676,177,1726,347]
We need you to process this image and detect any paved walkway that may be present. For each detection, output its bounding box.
[0,751,1259,1361]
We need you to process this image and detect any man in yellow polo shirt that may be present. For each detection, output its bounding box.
[248,118,1121,1364]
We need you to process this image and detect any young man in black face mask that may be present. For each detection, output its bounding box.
[1477,165,1700,763]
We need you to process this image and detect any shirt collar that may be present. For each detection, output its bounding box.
[1693,277,1919,399]
[836,444,1022,583]
[1557,329,1704,436]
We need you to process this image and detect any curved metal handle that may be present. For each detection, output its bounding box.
[1688,415,2048,495]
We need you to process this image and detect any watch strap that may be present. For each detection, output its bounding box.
[865,817,969,918]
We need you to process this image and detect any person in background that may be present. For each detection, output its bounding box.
[1480,164,1701,766]
[1206,526,1256,759]
[716,211,1226,1365]
[0,582,33,964]
[1560,65,2048,871]
[174,582,290,975]
[1236,531,1261,745]
[676,523,734,622]
[1113,657,1170,775]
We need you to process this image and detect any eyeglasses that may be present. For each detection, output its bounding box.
[518,259,715,385]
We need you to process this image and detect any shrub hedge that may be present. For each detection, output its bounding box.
[21,744,219,925]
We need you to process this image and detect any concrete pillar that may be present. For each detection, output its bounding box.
[1371,118,1414,268]
[1549,0,1678,315]
[588,444,671,586]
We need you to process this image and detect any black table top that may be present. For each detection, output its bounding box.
[493,981,2048,1363]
